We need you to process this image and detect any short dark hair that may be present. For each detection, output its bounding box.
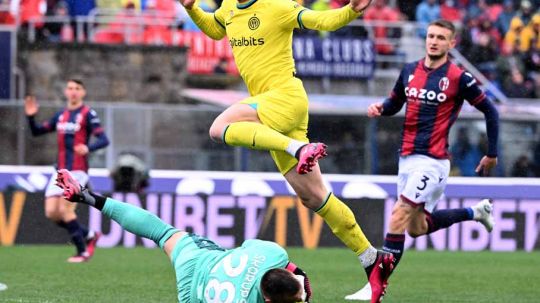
[429,19,456,37]
[68,78,85,88]
[261,268,301,303]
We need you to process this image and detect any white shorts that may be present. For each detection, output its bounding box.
[397,154,450,213]
[45,170,89,198]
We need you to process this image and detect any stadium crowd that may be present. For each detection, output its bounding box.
[2,0,538,99]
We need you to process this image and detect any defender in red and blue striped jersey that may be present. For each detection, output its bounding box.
[25,79,109,263]
[385,58,492,160]
[349,20,499,301]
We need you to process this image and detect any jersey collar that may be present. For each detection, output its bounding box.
[237,0,258,9]
[421,58,450,73]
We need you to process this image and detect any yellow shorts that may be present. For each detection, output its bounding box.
[240,77,309,174]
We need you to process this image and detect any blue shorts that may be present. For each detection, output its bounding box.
[170,233,225,302]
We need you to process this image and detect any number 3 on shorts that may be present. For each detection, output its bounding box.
[416,175,430,191]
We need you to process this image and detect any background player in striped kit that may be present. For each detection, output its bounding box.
[348,19,500,300]
[25,79,109,263]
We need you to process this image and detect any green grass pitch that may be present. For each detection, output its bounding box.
[0,246,538,302]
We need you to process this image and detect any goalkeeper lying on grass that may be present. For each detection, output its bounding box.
[56,169,312,303]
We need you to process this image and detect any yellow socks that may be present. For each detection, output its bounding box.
[224,122,291,151]
[316,193,371,255]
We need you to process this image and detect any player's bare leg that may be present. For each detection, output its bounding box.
[285,165,394,303]
[44,197,63,222]
[209,103,262,141]
[58,197,101,258]
[347,198,495,301]
[407,210,429,238]
[59,198,77,222]
[284,164,326,209]
[209,103,326,174]
[45,194,97,263]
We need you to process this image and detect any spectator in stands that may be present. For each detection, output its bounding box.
[363,0,402,55]
[43,0,71,42]
[415,0,440,38]
[468,30,499,76]
[65,0,95,20]
[504,67,537,98]
[466,0,490,21]
[522,14,540,53]
[397,0,422,21]
[511,154,535,177]
[468,0,503,22]
[440,0,462,23]
[504,17,527,52]
[521,15,540,89]
[495,0,516,36]
[450,127,482,176]
[515,0,534,25]
[496,43,527,86]
[65,0,96,40]
[473,16,502,48]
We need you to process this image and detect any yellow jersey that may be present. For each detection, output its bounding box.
[188,0,360,95]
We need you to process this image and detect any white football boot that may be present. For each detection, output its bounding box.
[472,199,495,232]
[345,283,371,301]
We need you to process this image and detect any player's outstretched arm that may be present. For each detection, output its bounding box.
[180,0,225,40]
[474,99,499,176]
[25,95,56,136]
[24,95,39,116]
[86,109,110,153]
[367,102,383,118]
[475,156,497,176]
[299,0,371,32]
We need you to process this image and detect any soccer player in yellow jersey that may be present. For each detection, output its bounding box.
[179,0,393,301]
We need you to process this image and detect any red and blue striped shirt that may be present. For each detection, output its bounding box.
[28,105,109,172]
[382,59,488,159]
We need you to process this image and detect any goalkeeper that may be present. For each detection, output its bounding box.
[56,169,312,302]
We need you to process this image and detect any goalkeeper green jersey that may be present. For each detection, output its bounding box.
[172,236,289,302]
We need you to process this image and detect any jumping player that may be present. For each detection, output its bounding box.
[348,19,499,300]
[56,169,312,302]
[25,79,109,263]
[178,0,394,301]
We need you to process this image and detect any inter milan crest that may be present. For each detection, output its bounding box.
[248,15,260,30]
[439,77,449,91]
